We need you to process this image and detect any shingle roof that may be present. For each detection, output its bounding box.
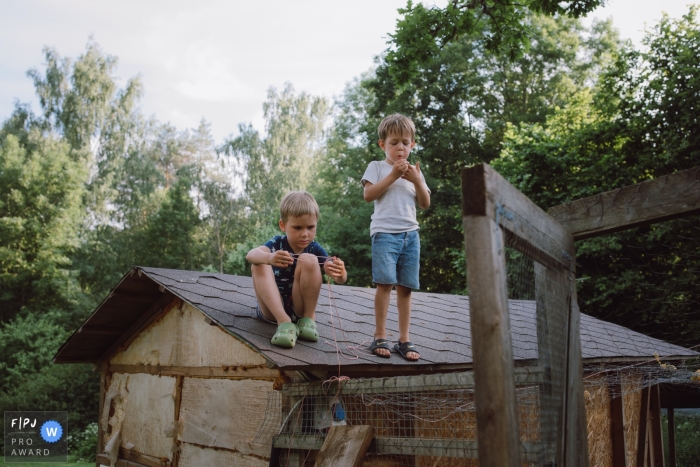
[54,266,697,370]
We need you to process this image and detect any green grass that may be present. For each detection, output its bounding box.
[0,463,89,466]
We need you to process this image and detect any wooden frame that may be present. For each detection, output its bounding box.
[461,163,588,467]
[548,166,700,240]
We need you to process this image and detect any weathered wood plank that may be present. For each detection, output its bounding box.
[179,378,273,457]
[462,163,574,268]
[610,382,628,467]
[463,214,521,467]
[177,442,268,467]
[565,282,590,467]
[118,447,170,467]
[108,373,176,461]
[282,366,545,397]
[108,363,276,380]
[110,302,267,367]
[548,166,700,240]
[315,425,373,467]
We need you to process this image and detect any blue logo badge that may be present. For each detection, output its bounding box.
[40,420,63,443]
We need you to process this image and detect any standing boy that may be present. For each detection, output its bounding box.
[246,191,347,349]
[361,114,430,361]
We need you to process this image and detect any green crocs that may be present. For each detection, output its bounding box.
[296,317,319,342]
[271,322,298,348]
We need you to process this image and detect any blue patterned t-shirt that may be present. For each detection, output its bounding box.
[263,235,329,302]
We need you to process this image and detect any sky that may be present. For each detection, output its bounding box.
[0,0,696,143]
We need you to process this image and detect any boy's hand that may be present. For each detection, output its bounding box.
[324,256,347,282]
[390,159,409,179]
[269,250,294,268]
[402,161,422,184]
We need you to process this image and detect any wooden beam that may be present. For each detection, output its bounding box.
[462,163,574,268]
[564,283,590,467]
[649,385,665,467]
[108,364,276,380]
[548,166,700,240]
[118,447,170,467]
[314,425,373,467]
[610,382,628,467]
[463,214,521,467]
[637,386,651,467]
[282,366,546,397]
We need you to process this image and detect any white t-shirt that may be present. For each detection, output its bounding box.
[361,160,430,236]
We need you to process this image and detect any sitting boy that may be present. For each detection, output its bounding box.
[361,114,431,361]
[246,191,347,349]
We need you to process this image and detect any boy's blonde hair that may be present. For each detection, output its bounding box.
[378,113,416,142]
[280,191,319,222]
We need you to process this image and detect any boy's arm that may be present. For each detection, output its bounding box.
[363,160,409,202]
[403,161,431,209]
[246,246,294,268]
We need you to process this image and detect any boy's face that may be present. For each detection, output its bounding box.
[379,131,416,165]
[279,214,318,254]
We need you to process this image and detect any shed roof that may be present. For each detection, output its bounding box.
[54,267,697,371]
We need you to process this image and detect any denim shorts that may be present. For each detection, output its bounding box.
[371,230,420,289]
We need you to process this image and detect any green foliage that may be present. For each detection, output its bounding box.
[221,83,329,228]
[311,76,380,287]
[386,0,604,85]
[364,12,620,293]
[0,131,87,321]
[495,6,700,348]
[66,422,98,463]
[140,166,205,270]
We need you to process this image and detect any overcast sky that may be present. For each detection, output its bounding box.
[1,0,696,142]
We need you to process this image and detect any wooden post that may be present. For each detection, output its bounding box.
[462,163,588,467]
[649,385,665,467]
[565,283,589,467]
[463,214,521,467]
[637,386,651,467]
[668,407,676,467]
[610,382,628,467]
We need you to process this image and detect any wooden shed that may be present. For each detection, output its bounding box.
[54,266,699,467]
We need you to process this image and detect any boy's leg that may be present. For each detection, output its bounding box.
[373,283,394,357]
[251,263,292,324]
[291,253,323,319]
[396,285,419,360]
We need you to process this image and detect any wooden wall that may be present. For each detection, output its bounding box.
[97,299,282,467]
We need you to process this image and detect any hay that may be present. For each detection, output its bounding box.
[622,373,643,467]
[585,376,613,467]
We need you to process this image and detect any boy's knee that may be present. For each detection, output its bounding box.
[396,285,412,296]
[297,253,319,269]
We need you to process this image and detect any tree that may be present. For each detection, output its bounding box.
[0,130,87,322]
[221,84,329,227]
[494,6,700,348]
[362,12,621,293]
[312,76,381,286]
[386,0,604,85]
